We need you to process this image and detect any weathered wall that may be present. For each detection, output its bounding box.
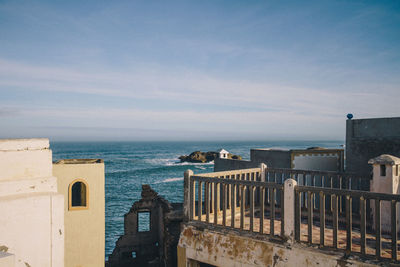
[346,117,400,175]
[178,225,376,267]
[292,150,344,171]
[214,158,257,172]
[0,138,64,267]
[53,159,105,267]
[250,149,292,168]
[214,149,344,172]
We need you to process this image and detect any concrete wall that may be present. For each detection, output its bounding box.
[0,138,64,267]
[292,150,344,171]
[53,159,105,267]
[214,148,344,172]
[178,225,376,267]
[214,158,257,172]
[250,149,292,168]
[346,117,400,175]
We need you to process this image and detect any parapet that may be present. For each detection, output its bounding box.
[0,138,49,151]
[0,138,52,181]
[54,158,104,164]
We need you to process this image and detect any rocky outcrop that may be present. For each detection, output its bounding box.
[179,151,242,163]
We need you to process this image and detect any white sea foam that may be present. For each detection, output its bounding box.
[165,160,214,166]
[163,177,183,183]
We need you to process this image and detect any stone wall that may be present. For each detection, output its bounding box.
[107,185,183,267]
[346,117,400,176]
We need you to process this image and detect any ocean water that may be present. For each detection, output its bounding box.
[51,140,343,259]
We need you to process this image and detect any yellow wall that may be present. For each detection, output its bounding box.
[53,159,105,267]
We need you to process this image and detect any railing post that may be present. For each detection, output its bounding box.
[260,163,267,182]
[184,169,194,222]
[284,178,297,243]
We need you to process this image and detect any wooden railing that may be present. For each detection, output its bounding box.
[295,186,400,261]
[184,167,285,238]
[265,168,369,190]
[183,167,398,262]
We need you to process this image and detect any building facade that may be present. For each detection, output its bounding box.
[53,158,105,267]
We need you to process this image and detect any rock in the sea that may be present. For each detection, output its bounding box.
[179,151,242,163]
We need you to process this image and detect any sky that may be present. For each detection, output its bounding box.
[0,0,399,141]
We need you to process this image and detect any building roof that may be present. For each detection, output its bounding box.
[54,158,103,164]
[219,149,229,154]
[368,154,400,165]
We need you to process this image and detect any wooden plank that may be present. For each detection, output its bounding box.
[333,195,338,249]
[270,187,275,237]
[240,185,245,230]
[320,192,325,247]
[222,183,227,226]
[214,182,218,225]
[307,191,313,244]
[205,182,210,223]
[198,181,202,221]
[260,187,265,234]
[231,183,235,228]
[392,200,397,261]
[190,179,194,221]
[346,195,352,253]
[281,188,284,236]
[360,197,366,256]
[376,199,381,258]
[295,189,300,241]
[250,186,254,231]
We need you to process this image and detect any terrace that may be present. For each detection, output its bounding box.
[182,165,400,264]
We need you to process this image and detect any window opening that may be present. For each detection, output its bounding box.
[380,165,386,177]
[138,211,150,232]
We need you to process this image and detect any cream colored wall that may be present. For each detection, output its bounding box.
[53,161,105,267]
[371,164,400,233]
[0,138,64,267]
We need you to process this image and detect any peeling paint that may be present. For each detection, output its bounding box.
[179,225,378,267]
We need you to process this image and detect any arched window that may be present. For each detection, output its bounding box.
[69,179,89,210]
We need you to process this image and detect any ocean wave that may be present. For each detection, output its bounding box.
[165,160,214,166]
[152,177,183,184]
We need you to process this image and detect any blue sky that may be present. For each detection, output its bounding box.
[0,0,399,141]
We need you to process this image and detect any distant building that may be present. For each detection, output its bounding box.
[215,147,344,173]
[218,149,229,159]
[346,116,400,176]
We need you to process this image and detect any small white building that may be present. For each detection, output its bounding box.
[219,149,229,159]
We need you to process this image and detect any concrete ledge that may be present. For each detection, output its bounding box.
[178,224,379,267]
[0,138,49,151]
[0,176,58,197]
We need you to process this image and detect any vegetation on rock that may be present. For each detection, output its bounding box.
[179,151,242,163]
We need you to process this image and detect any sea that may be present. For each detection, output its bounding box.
[51,140,343,259]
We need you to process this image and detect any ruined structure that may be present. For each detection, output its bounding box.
[107,185,183,267]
